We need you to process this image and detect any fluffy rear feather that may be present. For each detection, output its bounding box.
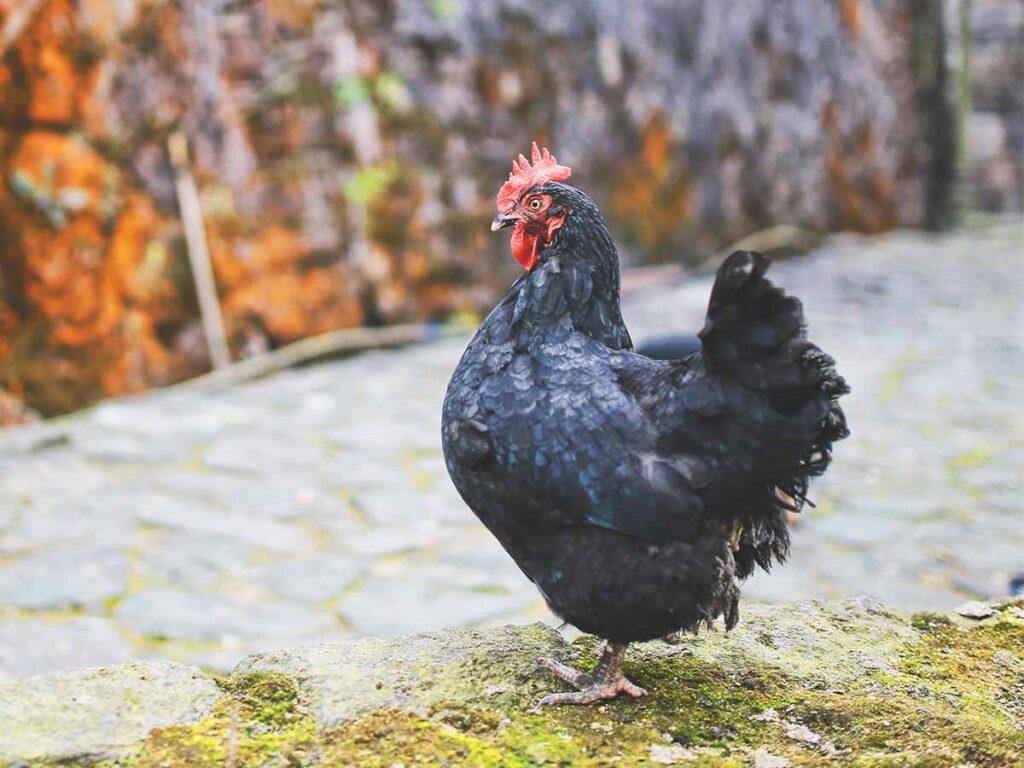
[698,251,849,577]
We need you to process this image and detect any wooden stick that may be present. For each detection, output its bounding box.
[168,132,232,370]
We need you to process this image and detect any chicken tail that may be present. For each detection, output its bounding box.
[699,250,803,360]
[698,251,850,576]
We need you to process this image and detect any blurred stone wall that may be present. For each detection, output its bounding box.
[0,0,947,417]
[962,0,1024,213]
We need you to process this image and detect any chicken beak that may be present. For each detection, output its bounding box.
[491,215,517,232]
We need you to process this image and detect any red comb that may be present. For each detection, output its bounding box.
[496,142,572,213]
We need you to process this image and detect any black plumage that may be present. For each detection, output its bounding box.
[442,182,849,705]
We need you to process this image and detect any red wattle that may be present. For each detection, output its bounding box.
[510,223,540,270]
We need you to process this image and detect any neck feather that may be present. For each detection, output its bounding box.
[515,200,631,350]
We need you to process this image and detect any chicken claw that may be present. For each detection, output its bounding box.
[537,642,646,706]
[538,657,595,688]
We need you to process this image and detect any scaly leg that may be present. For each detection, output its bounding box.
[537,641,646,706]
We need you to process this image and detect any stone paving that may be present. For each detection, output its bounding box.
[0,219,1021,680]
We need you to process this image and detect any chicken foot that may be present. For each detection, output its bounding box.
[537,641,647,706]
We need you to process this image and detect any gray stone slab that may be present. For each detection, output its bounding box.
[139,497,317,553]
[201,432,327,475]
[396,558,529,592]
[352,487,475,525]
[338,577,533,637]
[0,422,72,455]
[805,514,908,548]
[245,554,365,603]
[0,454,109,506]
[327,420,442,453]
[148,468,343,520]
[743,560,835,605]
[87,396,252,440]
[0,660,220,763]
[134,529,255,589]
[324,450,418,489]
[0,546,128,610]
[335,524,445,558]
[115,587,339,642]
[226,473,347,520]
[71,429,186,464]
[0,617,134,681]
[0,495,135,554]
[147,468,253,500]
[431,527,528,574]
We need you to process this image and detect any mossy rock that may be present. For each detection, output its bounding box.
[2,598,1022,767]
[0,660,220,764]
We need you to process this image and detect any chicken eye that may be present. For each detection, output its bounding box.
[529,198,542,210]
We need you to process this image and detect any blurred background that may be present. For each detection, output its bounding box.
[1,0,1022,420]
[0,0,1021,679]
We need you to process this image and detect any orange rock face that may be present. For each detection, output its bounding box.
[212,225,365,347]
[1,129,179,414]
[0,0,373,417]
[21,0,79,125]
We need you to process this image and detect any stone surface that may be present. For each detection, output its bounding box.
[115,588,341,643]
[337,578,533,637]
[664,597,919,687]
[2,598,1021,766]
[0,222,1021,680]
[237,598,921,727]
[235,622,567,725]
[0,616,133,682]
[0,545,128,610]
[957,600,998,620]
[138,497,318,553]
[0,660,220,763]
[244,555,365,604]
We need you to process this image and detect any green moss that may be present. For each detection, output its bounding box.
[344,162,398,205]
[797,615,1024,767]
[622,655,782,747]
[333,75,371,109]
[428,0,461,20]
[910,611,954,631]
[323,711,530,767]
[90,672,316,768]
[223,672,302,727]
[321,640,791,766]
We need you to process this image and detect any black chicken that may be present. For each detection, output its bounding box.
[441,144,849,706]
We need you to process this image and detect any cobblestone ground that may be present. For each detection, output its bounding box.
[1,220,1021,679]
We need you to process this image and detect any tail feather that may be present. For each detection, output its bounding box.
[699,251,804,360]
[734,506,791,580]
[776,345,850,509]
[698,251,850,576]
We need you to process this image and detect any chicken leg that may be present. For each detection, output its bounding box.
[537,641,647,706]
